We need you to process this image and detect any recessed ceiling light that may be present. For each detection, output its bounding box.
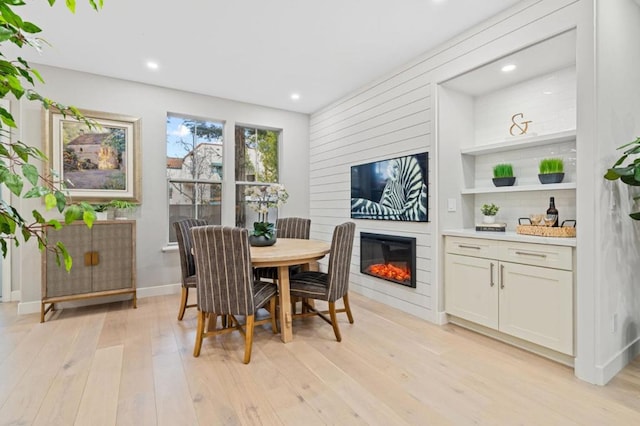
[290,93,300,101]
[543,90,553,95]
[146,61,159,70]
[501,64,516,73]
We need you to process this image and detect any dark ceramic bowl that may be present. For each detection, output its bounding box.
[492,177,516,187]
[538,173,564,184]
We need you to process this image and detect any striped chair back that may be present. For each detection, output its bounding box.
[326,222,356,302]
[276,217,311,239]
[191,226,256,316]
[173,219,208,285]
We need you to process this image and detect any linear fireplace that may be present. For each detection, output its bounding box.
[360,232,416,288]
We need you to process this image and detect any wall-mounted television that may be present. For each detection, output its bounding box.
[350,152,428,222]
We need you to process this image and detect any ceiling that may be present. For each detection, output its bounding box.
[441,29,576,96]
[9,0,525,114]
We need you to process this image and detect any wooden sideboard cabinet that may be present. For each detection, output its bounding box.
[41,220,136,322]
[444,236,574,357]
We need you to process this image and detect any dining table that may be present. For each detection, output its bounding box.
[250,238,331,343]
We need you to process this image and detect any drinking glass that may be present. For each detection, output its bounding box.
[529,214,543,226]
[543,214,557,226]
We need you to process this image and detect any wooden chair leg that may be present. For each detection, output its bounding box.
[270,297,278,334]
[343,293,354,324]
[177,287,189,320]
[193,310,206,357]
[243,315,255,364]
[328,302,342,342]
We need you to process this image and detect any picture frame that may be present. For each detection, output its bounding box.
[43,107,141,203]
[350,152,428,222]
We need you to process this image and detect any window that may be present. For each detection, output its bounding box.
[166,114,223,243]
[234,125,281,227]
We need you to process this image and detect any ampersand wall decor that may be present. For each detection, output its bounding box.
[509,113,532,136]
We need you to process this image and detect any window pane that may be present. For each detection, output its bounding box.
[167,115,223,181]
[168,181,221,242]
[235,126,279,183]
[167,113,224,243]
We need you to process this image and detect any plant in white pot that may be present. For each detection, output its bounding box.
[108,200,138,220]
[480,203,499,224]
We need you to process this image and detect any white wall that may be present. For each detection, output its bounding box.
[310,0,639,385]
[591,0,640,384]
[12,65,309,306]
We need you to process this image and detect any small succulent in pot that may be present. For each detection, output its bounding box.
[480,203,499,216]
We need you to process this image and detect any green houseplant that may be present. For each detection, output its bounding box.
[604,136,640,220]
[480,203,499,223]
[538,158,565,184]
[492,163,516,187]
[0,0,104,270]
[108,200,138,219]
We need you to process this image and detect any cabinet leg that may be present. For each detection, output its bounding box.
[133,291,137,309]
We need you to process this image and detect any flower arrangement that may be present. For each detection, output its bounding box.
[244,184,289,238]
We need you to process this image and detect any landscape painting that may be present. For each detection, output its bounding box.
[45,108,141,202]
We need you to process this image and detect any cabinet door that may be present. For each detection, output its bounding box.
[445,254,498,329]
[499,262,573,355]
[45,224,93,297]
[91,222,134,292]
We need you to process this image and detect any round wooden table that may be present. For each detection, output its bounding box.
[251,238,330,343]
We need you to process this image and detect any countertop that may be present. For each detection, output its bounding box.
[442,228,577,247]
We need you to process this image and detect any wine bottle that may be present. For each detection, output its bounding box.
[546,196,559,227]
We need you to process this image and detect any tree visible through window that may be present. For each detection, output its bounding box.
[166,114,224,242]
[235,125,280,228]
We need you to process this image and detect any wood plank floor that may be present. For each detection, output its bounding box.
[1,292,639,425]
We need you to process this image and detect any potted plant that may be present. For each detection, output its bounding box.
[492,163,516,187]
[538,158,565,184]
[604,136,640,219]
[244,184,289,246]
[90,203,109,220]
[108,200,139,220]
[480,203,499,223]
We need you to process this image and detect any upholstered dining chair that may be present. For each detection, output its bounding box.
[191,225,278,364]
[255,217,312,282]
[288,221,356,342]
[173,218,208,320]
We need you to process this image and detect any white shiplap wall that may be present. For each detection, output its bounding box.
[309,71,434,320]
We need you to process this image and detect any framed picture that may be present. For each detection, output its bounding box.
[44,108,141,202]
[350,152,428,222]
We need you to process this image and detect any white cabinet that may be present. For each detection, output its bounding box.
[444,236,574,355]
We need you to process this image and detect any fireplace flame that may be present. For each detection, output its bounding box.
[367,263,411,282]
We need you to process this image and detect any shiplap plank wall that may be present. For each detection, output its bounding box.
[309,59,434,319]
[308,0,579,321]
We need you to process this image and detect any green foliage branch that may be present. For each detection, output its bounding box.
[0,0,104,270]
[604,137,640,220]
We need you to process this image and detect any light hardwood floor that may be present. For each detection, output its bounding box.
[1,292,639,425]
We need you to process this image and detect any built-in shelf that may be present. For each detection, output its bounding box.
[461,182,576,195]
[460,129,576,156]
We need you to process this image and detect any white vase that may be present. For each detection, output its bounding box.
[483,215,496,224]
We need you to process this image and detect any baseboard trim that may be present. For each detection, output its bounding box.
[596,336,640,385]
[17,283,182,315]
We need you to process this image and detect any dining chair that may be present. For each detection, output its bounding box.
[255,217,311,313]
[191,225,278,364]
[289,221,356,341]
[173,218,208,320]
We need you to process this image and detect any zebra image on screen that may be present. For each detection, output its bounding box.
[351,154,427,221]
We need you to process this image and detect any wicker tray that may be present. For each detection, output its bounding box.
[516,225,576,238]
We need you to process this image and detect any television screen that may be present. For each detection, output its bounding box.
[350,152,428,222]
